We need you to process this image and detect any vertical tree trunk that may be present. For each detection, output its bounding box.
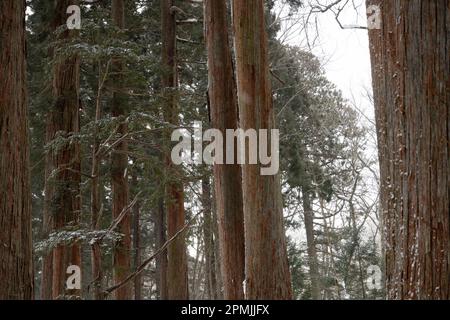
[204,0,246,300]
[367,0,449,299]
[201,178,219,299]
[231,0,292,299]
[161,0,189,300]
[91,68,103,300]
[301,187,321,300]
[132,175,142,300]
[0,0,34,300]
[155,197,168,300]
[111,0,132,300]
[41,120,54,300]
[40,0,57,300]
[50,0,82,299]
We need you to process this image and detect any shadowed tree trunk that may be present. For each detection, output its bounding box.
[231,0,293,299]
[204,0,245,300]
[367,0,449,299]
[0,0,34,300]
[201,177,219,299]
[90,60,105,300]
[111,0,132,300]
[40,0,57,300]
[50,0,82,299]
[155,196,168,299]
[41,120,54,299]
[132,174,142,300]
[161,0,188,300]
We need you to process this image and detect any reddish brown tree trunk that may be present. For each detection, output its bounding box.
[0,0,34,300]
[232,0,293,299]
[161,0,189,300]
[111,0,132,300]
[367,0,449,299]
[50,0,82,299]
[204,0,246,300]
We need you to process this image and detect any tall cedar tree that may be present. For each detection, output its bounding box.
[49,0,82,299]
[111,0,132,300]
[0,0,34,300]
[161,0,189,299]
[367,0,449,299]
[204,0,246,300]
[232,0,293,299]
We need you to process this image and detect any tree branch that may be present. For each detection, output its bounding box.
[103,210,202,296]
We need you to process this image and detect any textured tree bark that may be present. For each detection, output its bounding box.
[161,0,189,300]
[111,0,132,300]
[0,0,34,300]
[367,0,449,299]
[301,187,321,300]
[204,0,245,300]
[50,0,82,299]
[231,0,293,299]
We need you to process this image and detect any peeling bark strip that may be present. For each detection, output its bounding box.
[231,0,293,299]
[0,0,34,300]
[204,0,246,299]
[110,0,132,300]
[367,0,449,299]
[49,0,82,299]
[161,0,189,300]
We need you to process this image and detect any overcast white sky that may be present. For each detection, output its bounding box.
[278,1,381,245]
[276,0,380,179]
[277,0,374,123]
